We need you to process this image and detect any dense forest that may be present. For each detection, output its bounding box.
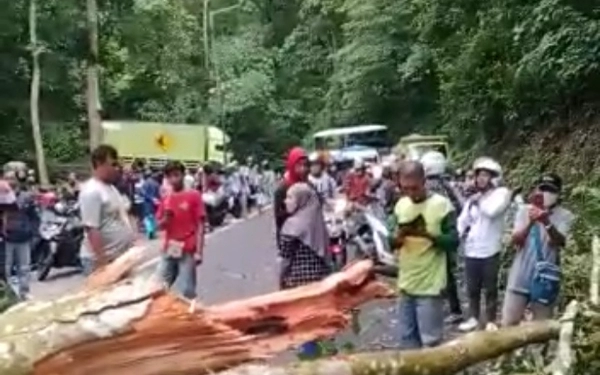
[1,0,598,163]
[2,0,600,373]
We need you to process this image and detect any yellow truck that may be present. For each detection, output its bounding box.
[101,121,231,168]
[393,134,450,161]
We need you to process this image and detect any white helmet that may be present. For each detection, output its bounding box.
[421,151,447,177]
[473,157,502,177]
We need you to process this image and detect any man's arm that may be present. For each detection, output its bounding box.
[432,209,459,252]
[479,187,512,218]
[195,192,206,257]
[541,209,574,248]
[79,189,105,261]
[511,205,533,248]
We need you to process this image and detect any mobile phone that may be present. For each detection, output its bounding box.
[530,192,544,208]
[398,215,424,230]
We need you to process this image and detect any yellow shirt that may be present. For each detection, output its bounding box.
[394,193,453,295]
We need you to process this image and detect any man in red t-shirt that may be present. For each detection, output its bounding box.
[157,160,206,299]
[343,159,372,205]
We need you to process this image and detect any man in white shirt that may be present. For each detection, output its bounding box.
[79,145,136,275]
[457,157,512,332]
[184,168,196,190]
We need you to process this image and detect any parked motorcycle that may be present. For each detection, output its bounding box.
[345,202,398,277]
[203,188,229,227]
[36,202,83,281]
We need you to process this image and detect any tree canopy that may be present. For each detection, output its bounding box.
[1,0,598,162]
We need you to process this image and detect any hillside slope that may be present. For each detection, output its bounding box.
[488,119,600,302]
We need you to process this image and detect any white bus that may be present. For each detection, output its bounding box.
[313,124,389,150]
[312,124,390,162]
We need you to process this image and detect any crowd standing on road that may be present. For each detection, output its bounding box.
[0,144,280,300]
[0,139,576,359]
[272,146,575,353]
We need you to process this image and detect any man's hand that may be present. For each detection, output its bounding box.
[528,205,549,224]
[408,227,434,241]
[470,192,482,203]
[193,251,203,265]
[394,227,409,248]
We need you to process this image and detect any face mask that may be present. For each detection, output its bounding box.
[542,192,558,208]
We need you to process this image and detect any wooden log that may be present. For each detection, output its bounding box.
[84,245,148,291]
[0,259,393,375]
[217,320,562,375]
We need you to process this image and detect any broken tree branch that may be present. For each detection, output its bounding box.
[591,236,600,306]
[0,258,392,375]
[217,320,561,375]
[550,300,579,375]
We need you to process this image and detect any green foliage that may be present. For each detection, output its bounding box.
[2,0,598,161]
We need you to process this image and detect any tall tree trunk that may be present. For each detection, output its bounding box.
[29,0,49,185]
[86,0,102,151]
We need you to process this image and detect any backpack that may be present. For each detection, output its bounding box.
[529,224,561,305]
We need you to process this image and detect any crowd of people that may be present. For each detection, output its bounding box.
[273,146,574,351]
[0,145,280,300]
[0,142,576,354]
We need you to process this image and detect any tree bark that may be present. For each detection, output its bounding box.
[0,259,393,375]
[217,320,561,375]
[28,0,49,186]
[86,0,102,150]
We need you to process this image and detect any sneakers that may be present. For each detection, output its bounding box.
[458,317,479,332]
[486,322,498,331]
[444,314,463,324]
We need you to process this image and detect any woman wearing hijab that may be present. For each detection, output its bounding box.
[273,147,310,246]
[279,181,334,358]
[279,182,331,289]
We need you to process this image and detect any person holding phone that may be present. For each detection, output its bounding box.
[391,161,458,349]
[502,174,574,326]
[457,157,512,332]
[157,161,206,300]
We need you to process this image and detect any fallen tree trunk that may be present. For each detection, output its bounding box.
[217,320,562,375]
[0,259,393,375]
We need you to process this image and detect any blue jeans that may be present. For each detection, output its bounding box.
[5,241,31,297]
[81,257,95,276]
[397,294,444,349]
[159,253,197,299]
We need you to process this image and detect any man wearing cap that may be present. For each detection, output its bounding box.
[502,173,575,325]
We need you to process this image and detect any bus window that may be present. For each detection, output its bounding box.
[315,137,342,150]
[346,130,389,148]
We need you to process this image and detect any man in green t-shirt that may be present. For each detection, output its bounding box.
[390,161,458,349]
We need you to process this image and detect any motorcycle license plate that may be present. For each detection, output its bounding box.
[329,244,342,254]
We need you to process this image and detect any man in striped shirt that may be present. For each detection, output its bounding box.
[308,154,337,201]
